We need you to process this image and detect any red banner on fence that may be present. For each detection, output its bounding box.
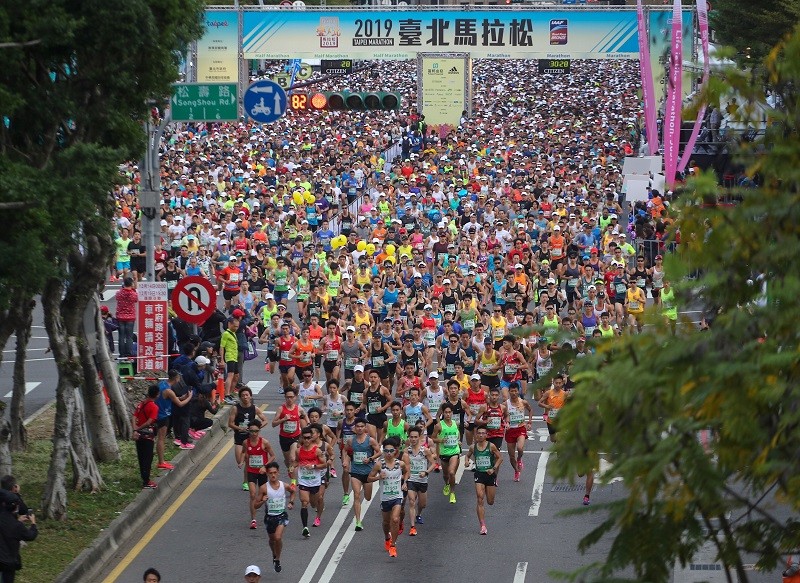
[137,282,169,371]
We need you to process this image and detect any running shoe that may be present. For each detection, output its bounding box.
[442,484,450,496]
[388,545,397,558]
[302,527,310,538]
[355,520,363,532]
[242,482,249,491]
[583,495,590,506]
[518,459,524,471]
[173,439,182,446]
[384,538,392,551]
[273,560,282,573]
[157,462,174,470]
[330,467,338,478]
[224,395,238,405]
[342,493,350,506]
[480,524,488,535]
[250,520,257,530]
[277,388,285,395]
[433,463,441,473]
[179,442,195,450]
[398,522,403,536]
[143,481,158,489]
[513,470,521,482]
[416,515,424,524]
[409,526,417,536]
[187,430,199,440]
[313,516,321,527]
[449,492,457,504]
[465,460,475,471]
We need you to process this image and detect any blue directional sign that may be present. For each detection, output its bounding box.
[243,80,287,123]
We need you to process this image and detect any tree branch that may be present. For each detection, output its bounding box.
[0,40,41,49]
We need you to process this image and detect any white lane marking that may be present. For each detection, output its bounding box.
[20,358,54,363]
[4,382,41,398]
[514,562,528,583]
[454,454,466,484]
[528,451,551,517]
[247,380,268,395]
[2,348,51,353]
[317,496,375,583]
[101,290,116,302]
[298,497,354,583]
[598,457,623,484]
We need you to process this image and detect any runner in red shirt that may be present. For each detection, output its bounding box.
[220,255,243,310]
[244,420,277,529]
[276,324,297,394]
[271,389,308,487]
[133,385,160,489]
[320,321,342,383]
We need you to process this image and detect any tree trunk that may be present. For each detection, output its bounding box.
[41,278,103,521]
[10,299,33,452]
[78,328,119,461]
[93,295,132,439]
[0,417,12,477]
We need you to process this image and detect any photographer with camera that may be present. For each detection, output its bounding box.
[0,477,37,583]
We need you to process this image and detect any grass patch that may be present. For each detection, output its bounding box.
[12,405,181,583]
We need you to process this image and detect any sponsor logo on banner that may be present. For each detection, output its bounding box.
[317,17,341,48]
[549,20,568,45]
[448,66,459,74]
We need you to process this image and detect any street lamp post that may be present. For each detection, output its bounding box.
[140,107,172,282]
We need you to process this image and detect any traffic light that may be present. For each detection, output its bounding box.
[286,91,402,112]
[319,91,401,111]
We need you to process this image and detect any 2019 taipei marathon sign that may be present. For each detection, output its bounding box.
[239,9,657,61]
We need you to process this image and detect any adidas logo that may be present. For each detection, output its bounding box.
[448,66,458,73]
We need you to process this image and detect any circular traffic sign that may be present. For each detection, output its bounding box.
[172,276,217,325]
[243,80,288,124]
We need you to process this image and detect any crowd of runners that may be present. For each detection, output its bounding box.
[120,58,683,572]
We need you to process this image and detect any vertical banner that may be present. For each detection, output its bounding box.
[637,0,658,155]
[663,0,683,187]
[678,0,710,172]
[197,10,240,83]
[417,54,471,133]
[137,282,169,372]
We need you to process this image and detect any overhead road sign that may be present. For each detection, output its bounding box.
[171,83,238,122]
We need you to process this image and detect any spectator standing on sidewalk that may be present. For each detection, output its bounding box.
[115,276,138,358]
[133,385,160,489]
[0,489,38,582]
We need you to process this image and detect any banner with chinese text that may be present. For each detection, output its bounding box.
[137,282,169,372]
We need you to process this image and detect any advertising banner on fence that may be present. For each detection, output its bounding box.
[241,10,642,60]
[137,282,169,372]
[417,54,470,131]
[197,10,240,83]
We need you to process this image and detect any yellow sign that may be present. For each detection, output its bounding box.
[419,55,468,130]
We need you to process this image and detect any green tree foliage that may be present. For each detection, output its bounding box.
[551,28,800,583]
[710,0,800,63]
[0,0,205,517]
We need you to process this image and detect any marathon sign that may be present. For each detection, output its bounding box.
[240,9,692,60]
[137,282,169,372]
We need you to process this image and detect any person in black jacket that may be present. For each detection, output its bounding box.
[0,487,37,583]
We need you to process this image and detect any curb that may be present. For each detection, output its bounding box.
[55,405,232,583]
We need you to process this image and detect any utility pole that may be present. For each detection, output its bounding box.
[140,105,172,282]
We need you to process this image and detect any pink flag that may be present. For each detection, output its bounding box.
[678,0,710,173]
[663,0,683,187]
[637,0,658,155]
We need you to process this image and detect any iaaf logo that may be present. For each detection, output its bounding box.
[206,20,229,28]
[549,19,568,45]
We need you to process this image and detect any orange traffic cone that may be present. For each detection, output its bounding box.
[216,377,225,405]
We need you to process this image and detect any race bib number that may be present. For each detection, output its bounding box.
[299,466,317,480]
[462,318,474,330]
[443,435,458,448]
[267,496,285,515]
[167,279,178,290]
[504,364,518,375]
[487,416,501,429]
[411,457,426,475]
[615,283,626,295]
[300,352,312,363]
[446,363,455,375]
[351,392,363,404]
[509,411,524,426]
[382,480,401,498]
[353,451,368,464]
[548,407,559,419]
[469,404,481,416]
[326,350,339,361]
[344,357,358,370]
[424,330,435,343]
[476,455,491,471]
[280,350,291,361]
[372,356,385,368]
[282,420,297,434]
[249,454,264,468]
[368,401,381,415]
[628,301,640,311]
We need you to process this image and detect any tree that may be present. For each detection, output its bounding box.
[0,0,204,519]
[551,28,800,583]
[710,0,800,63]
